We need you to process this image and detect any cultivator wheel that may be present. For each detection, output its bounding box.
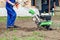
[37,24,53,30]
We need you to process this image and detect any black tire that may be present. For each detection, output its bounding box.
[45,25,51,30]
[46,25,53,30]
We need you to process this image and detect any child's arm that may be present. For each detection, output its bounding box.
[6,0,15,6]
[6,0,19,8]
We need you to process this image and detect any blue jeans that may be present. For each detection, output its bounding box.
[6,6,16,28]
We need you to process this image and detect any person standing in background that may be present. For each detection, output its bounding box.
[59,0,60,6]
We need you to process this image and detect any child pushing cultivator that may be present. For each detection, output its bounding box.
[5,0,53,30]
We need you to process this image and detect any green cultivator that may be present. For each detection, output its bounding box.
[40,21,52,26]
[28,0,55,30]
[29,9,53,30]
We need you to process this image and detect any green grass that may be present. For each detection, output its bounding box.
[0,16,32,22]
[0,17,7,22]
[12,36,44,40]
[0,37,9,40]
[17,16,32,20]
[0,30,44,40]
[0,36,44,40]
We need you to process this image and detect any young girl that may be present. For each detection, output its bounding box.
[6,0,19,29]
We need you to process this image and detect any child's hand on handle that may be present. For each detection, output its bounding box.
[15,2,19,9]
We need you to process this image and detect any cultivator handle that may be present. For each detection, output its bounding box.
[29,9,35,15]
